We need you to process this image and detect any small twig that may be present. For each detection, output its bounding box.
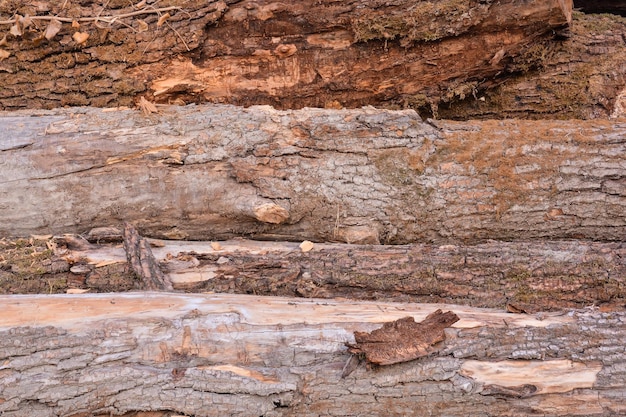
[0,6,181,25]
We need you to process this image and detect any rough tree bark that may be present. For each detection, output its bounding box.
[438,11,626,119]
[61,238,626,312]
[0,292,624,417]
[0,0,616,118]
[1,105,624,243]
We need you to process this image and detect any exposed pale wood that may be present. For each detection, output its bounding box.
[0,292,624,417]
[459,360,602,395]
[1,105,624,243]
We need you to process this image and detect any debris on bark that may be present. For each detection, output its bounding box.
[346,309,460,366]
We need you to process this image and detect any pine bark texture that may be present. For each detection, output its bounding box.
[0,293,624,417]
[1,105,625,243]
[3,0,622,119]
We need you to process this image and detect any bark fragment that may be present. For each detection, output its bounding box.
[123,222,173,291]
[346,310,460,366]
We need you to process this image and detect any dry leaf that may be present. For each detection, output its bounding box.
[157,13,170,27]
[10,24,22,37]
[136,19,149,32]
[72,31,89,44]
[0,34,7,46]
[138,96,158,115]
[300,240,314,252]
[0,49,10,61]
[44,19,63,40]
[210,242,223,251]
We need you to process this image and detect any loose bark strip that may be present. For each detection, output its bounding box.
[0,105,624,244]
[0,292,621,417]
[347,310,460,366]
[123,223,173,291]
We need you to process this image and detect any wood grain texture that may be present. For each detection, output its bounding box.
[1,105,625,243]
[0,292,623,417]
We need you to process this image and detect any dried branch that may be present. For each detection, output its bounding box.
[0,6,181,26]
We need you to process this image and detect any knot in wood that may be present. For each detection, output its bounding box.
[274,44,297,58]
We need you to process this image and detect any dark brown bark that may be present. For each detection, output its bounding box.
[0,0,605,119]
[1,105,624,244]
[0,292,623,417]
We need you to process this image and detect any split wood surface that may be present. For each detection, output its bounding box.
[1,105,624,243]
[0,292,622,417]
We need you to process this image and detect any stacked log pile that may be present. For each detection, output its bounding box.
[0,0,625,416]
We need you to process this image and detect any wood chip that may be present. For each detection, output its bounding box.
[300,240,314,252]
[72,32,89,44]
[66,288,90,294]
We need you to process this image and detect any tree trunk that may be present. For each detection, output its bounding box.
[1,105,624,243]
[0,292,623,417]
[61,238,626,313]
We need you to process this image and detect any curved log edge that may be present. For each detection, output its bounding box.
[0,292,623,417]
[1,105,625,243]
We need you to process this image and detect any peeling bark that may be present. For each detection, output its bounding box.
[122,223,173,291]
[1,105,624,243]
[0,293,623,417]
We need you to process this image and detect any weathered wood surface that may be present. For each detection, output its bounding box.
[63,238,626,312]
[0,292,623,417]
[0,0,573,114]
[1,105,625,243]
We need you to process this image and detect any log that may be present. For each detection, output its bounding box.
[62,238,626,312]
[1,105,624,243]
[0,0,591,118]
[0,0,572,110]
[0,292,623,417]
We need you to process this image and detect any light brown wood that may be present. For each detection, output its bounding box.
[0,292,623,416]
[1,105,625,243]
